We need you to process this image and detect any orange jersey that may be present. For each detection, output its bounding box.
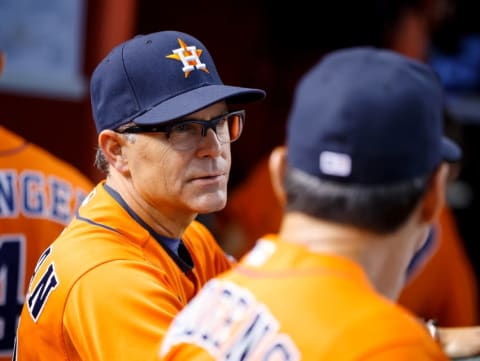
[159,235,448,360]
[219,156,479,327]
[0,126,94,360]
[14,181,232,361]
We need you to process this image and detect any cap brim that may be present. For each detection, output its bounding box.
[442,136,462,163]
[134,85,265,125]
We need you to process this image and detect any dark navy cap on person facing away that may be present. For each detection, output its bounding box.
[286,47,461,185]
[90,30,266,133]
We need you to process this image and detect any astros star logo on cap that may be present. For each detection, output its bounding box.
[166,38,209,78]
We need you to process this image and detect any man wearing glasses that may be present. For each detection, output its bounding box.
[13,31,265,361]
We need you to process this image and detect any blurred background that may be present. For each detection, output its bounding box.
[2,0,480,303]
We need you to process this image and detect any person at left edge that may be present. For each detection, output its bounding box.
[0,51,95,361]
[13,30,265,361]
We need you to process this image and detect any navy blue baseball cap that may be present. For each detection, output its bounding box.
[287,47,461,185]
[90,30,266,133]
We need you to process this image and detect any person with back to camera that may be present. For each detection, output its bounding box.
[0,51,95,361]
[12,30,265,360]
[157,47,469,360]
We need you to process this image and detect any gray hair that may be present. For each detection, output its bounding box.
[94,130,136,174]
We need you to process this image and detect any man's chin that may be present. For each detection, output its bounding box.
[191,194,227,214]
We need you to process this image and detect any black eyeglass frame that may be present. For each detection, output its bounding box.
[115,110,245,141]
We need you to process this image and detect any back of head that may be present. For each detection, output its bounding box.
[90,30,265,134]
[287,46,459,185]
[284,47,460,232]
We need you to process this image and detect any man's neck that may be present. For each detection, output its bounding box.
[277,211,426,300]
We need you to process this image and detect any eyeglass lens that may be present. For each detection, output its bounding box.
[168,112,244,150]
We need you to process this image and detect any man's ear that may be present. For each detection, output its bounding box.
[98,130,129,173]
[421,163,450,223]
[269,146,287,206]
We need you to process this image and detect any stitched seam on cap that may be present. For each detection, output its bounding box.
[121,43,141,111]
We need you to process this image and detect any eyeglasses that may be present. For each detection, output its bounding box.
[116,110,245,151]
